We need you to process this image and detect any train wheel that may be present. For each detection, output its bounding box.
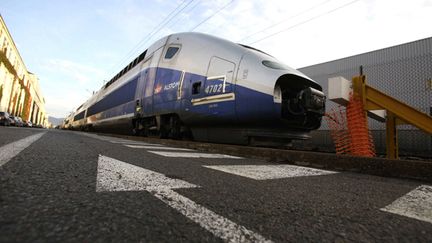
[132,119,139,136]
[141,120,149,137]
[133,119,147,136]
[158,115,182,139]
[168,116,181,140]
[159,126,168,138]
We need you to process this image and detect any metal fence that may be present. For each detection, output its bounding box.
[297,37,432,157]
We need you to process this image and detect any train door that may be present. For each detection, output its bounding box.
[142,47,166,116]
[141,55,156,116]
[191,56,236,120]
[153,44,183,108]
[134,56,152,117]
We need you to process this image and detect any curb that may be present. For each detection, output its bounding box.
[104,133,432,182]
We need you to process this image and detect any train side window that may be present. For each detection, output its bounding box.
[165,47,179,59]
[192,82,201,95]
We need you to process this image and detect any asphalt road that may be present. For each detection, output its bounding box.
[1,126,431,242]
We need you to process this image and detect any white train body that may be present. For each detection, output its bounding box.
[64,32,325,144]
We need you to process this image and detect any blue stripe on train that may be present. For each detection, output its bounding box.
[86,66,279,124]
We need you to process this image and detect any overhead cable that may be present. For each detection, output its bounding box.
[166,0,202,30]
[107,0,193,79]
[189,0,235,31]
[238,0,332,43]
[249,0,360,45]
[137,0,195,49]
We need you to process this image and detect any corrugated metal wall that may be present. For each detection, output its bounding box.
[297,37,432,156]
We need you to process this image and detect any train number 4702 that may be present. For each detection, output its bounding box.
[205,84,223,94]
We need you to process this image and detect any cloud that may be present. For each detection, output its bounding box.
[44,89,93,118]
[175,0,431,68]
[197,0,430,68]
[42,59,105,85]
[38,59,106,117]
[3,0,430,117]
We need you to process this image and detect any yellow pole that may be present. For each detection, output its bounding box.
[386,112,398,159]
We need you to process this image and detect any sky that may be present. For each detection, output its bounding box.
[0,0,431,118]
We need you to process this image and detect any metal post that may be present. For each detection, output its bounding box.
[386,112,398,159]
[352,75,368,120]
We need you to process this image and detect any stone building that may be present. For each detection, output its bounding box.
[0,15,48,126]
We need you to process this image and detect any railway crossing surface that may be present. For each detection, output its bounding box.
[0,126,431,242]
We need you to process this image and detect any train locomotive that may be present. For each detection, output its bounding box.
[64,32,325,145]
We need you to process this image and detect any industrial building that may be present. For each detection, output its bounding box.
[298,37,432,156]
[0,15,48,127]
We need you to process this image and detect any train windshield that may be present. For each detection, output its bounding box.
[165,46,179,59]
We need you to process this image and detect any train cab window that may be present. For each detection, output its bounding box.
[192,82,201,95]
[164,46,179,59]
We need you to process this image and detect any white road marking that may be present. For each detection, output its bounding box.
[112,141,163,146]
[204,164,338,180]
[0,132,46,167]
[96,155,197,191]
[148,151,242,159]
[76,132,112,141]
[76,132,162,146]
[125,145,193,151]
[96,155,272,243]
[108,140,135,143]
[380,185,432,224]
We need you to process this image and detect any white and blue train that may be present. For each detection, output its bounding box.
[64,32,325,144]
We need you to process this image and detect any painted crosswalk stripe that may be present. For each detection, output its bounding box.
[204,164,338,180]
[148,151,242,159]
[0,132,46,167]
[381,185,432,224]
[125,145,193,151]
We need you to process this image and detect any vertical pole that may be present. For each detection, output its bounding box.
[386,112,398,159]
[352,74,369,128]
[358,66,367,110]
[352,74,367,110]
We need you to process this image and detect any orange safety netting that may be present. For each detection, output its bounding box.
[326,107,351,155]
[326,92,376,157]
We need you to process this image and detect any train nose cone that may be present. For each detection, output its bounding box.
[274,73,325,129]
